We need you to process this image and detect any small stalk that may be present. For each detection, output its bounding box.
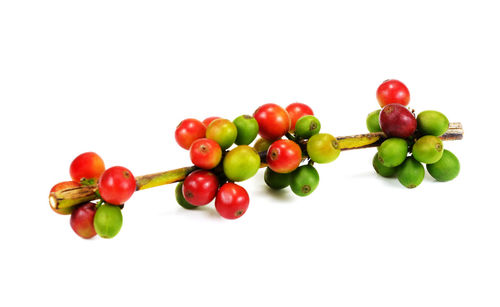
[49,123,463,211]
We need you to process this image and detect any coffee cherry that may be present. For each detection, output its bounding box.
[182,170,219,206]
[175,182,197,209]
[98,166,136,205]
[175,118,206,150]
[426,149,460,182]
[372,153,399,177]
[50,181,81,215]
[417,110,449,136]
[215,183,249,219]
[379,104,417,138]
[286,102,314,131]
[202,116,221,127]
[233,115,259,145]
[254,103,290,140]
[412,135,443,164]
[70,152,105,184]
[306,133,340,164]
[397,156,425,188]
[377,138,408,167]
[266,139,302,173]
[294,115,321,138]
[264,167,290,190]
[376,79,410,107]
[70,202,97,239]
[189,138,222,169]
[290,165,319,196]
[223,145,261,181]
[94,204,123,239]
[254,138,272,153]
[206,118,237,150]
[366,109,382,132]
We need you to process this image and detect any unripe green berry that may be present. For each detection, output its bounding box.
[294,115,321,138]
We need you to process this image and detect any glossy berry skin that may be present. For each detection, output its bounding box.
[98,166,136,205]
[182,170,219,206]
[286,103,314,131]
[175,182,197,209]
[366,109,382,132]
[266,139,302,173]
[189,138,222,169]
[50,181,81,215]
[376,79,410,107]
[290,165,320,197]
[215,183,249,220]
[294,115,321,138]
[206,118,238,150]
[70,152,105,183]
[264,167,290,190]
[379,104,417,138]
[223,145,261,181]
[233,115,259,145]
[426,149,460,182]
[253,103,290,140]
[254,138,273,153]
[175,118,206,150]
[202,116,221,127]
[306,133,341,164]
[93,204,123,239]
[70,202,97,239]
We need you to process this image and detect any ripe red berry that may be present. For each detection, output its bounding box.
[253,103,290,140]
[215,183,249,219]
[70,202,97,239]
[379,104,417,138]
[266,139,302,173]
[175,118,206,150]
[69,152,105,184]
[182,170,219,206]
[202,116,221,127]
[98,166,136,205]
[376,79,410,107]
[189,138,222,169]
[286,103,314,131]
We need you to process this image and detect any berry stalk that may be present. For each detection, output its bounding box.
[49,123,463,211]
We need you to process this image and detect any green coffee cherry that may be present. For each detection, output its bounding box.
[233,115,259,145]
[412,135,443,164]
[223,145,261,181]
[254,138,272,153]
[377,138,408,167]
[295,115,321,138]
[290,165,320,196]
[94,204,123,239]
[372,152,399,177]
[264,167,290,190]
[417,110,449,136]
[307,133,340,164]
[366,109,382,132]
[426,149,460,182]
[175,182,197,209]
[397,156,425,188]
[206,118,237,150]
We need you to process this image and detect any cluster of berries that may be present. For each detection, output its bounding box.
[50,152,135,239]
[174,102,341,219]
[366,80,460,188]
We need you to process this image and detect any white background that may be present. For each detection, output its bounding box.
[1,1,499,306]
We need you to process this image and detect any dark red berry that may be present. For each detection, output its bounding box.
[379,104,417,138]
